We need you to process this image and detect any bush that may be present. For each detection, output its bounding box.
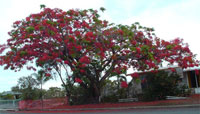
[67,85,93,105]
[0,94,14,100]
[21,88,40,100]
[141,71,183,101]
[101,95,119,103]
[176,85,191,97]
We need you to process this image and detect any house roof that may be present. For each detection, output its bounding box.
[130,66,200,74]
[183,67,200,72]
[131,66,181,75]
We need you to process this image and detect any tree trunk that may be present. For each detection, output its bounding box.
[65,88,71,105]
[93,82,101,103]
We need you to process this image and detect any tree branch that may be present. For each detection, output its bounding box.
[53,65,66,87]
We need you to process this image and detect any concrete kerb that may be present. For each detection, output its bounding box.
[18,104,200,112]
[0,108,17,112]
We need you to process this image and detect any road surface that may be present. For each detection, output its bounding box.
[1,107,200,114]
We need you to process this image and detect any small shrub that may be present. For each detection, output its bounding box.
[101,95,119,103]
[177,85,191,97]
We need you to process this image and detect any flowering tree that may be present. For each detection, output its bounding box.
[0,6,199,102]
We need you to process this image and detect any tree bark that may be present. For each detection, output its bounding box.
[94,84,101,103]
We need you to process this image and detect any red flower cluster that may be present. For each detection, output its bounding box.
[79,64,87,68]
[45,73,51,77]
[131,73,139,78]
[64,60,69,64]
[113,67,121,74]
[76,45,82,51]
[80,69,85,73]
[75,78,83,83]
[168,68,176,72]
[121,81,128,88]
[79,56,90,64]
[136,47,141,53]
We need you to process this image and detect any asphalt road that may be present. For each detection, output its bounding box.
[1,107,200,114]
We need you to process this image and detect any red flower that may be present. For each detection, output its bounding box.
[80,69,85,73]
[26,17,30,21]
[75,78,82,83]
[74,21,81,28]
[100,51,105,59]
[76,45,82,51]
[47,68,52,71]
[121,81,128,88]
[26,66,36,71]
[131,73,139,78]
[151,70,158,73]
[136,47,141,53]
[80,64,87,68]
[82,21,90,28]
[195,70,199,75]
[113,67,121,74]
[168,68,175,72]
[45,73,51,77]
[75,31,80,37]
[118,29,123,35]
[85,32,93,37]
[56,59,62,63]
[124,50,130,54]
[64,60,69,64]
[131,41,137,45]
[14,21,21,25]
[137,31,143,37]
[79,56,90,64]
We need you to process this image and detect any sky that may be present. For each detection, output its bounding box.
[0,0,200,92]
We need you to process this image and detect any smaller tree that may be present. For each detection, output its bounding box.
[17,76,39,100]
[32,70,52,109]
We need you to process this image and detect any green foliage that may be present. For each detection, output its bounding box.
[176,84,191,97]
[40,4,46,9]
[20,51,27,57]
[21,88,40,100]
[33,70,52,88]
[15,76,40,100]
[117,88,127,99]
[44,87,65,98]
[67,85,90,105]
[100,7,106,12]
[0,94,14,100]
[142,71,183,101]
[25,26,35,33]
[11,86,21,92]
[101,79,129,103]
[101,95,119,103]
